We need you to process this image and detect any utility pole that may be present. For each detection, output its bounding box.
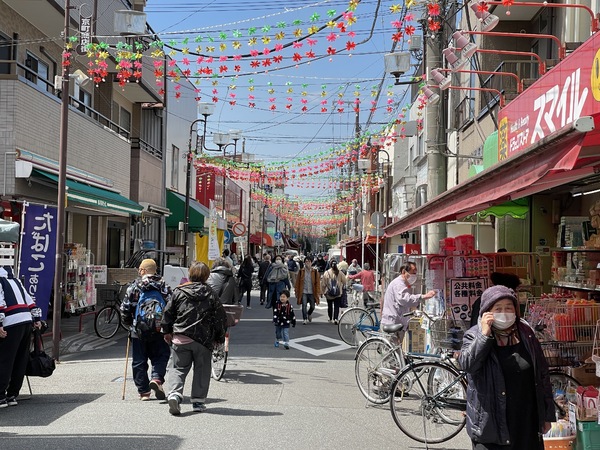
[424,9,448,254]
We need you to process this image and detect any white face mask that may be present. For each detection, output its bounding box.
[493,312,516,330]
[406,274,418,285]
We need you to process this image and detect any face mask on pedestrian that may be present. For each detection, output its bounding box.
[492,312,516,330]
[275,258,282,263]
[406,273,418,285]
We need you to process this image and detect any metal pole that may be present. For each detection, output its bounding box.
[184,118,205,267]
[375,214,380,293]
[52,0,71,361]
[221,145,226,221]
[247,181,252,256]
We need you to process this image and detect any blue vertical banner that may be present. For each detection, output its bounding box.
[19,203,57,320]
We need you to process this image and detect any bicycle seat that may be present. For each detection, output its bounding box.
[381,323,404,333]
[352,284,364,292]
[365,301,380,309]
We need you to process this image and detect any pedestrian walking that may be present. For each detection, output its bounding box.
[348,262,375,306]
[237,255,254,309]
[320,260,347,324]
[264,255,290,308]
[120,259,172,401]
[0,266,43,408]
[286,254,299,289]
[294,256,321,324]
[459,285,554,449]
[273,289,296,349]
[257,254,271,305]
[162,262,227,415]
[206,258,239,305]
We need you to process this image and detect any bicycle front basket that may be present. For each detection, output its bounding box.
[430,318,469,350]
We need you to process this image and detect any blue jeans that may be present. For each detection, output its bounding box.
[275,326,290,344]
[302,293,316,320]
[131,334,170,394]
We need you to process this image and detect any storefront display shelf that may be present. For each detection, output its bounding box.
[548,281,600,292]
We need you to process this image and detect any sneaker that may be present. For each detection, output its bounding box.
[303,320,307,325]
[140,392,151,401]
[284,343,290,350]
[328,319,332,323]
[0,399,7,409]
[308,315,312,323]
[149,379,165,400]
[168,396,181,416]
[274,341,280,348]
[6,397,17,406]
[192,402,207,413]
[334,320,339,325]
[260,301,264,305]
[247,306,252,309]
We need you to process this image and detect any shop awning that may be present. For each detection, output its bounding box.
[33,169,143,215]
[476,199,529,220]
[385,117,600,237]
[165,190,208,232]
[365,235,385,245]
[250,231,274,247]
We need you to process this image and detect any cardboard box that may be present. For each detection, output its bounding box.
[576,386,599,420]
[570,362,600,387]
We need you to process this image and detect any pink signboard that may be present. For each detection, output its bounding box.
[498,32,600,160]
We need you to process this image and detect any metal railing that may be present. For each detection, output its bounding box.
[131,137,163,159]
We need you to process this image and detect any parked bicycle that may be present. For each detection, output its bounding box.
[94,282,128,339]
[337,296,381,347]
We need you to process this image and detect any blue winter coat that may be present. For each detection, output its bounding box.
[458,319,554,445]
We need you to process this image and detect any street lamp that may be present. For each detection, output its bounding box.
[213,130,242,221]
[183,102,215,267]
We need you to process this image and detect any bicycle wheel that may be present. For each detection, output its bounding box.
[211,342,228,381]
[94,306,122,339]
[338,307,374,347]
[355,337,402,404]
[549,371,580,419]
[390,361,467,444]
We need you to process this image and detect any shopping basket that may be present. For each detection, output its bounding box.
[224,304,244,328]
[430,318,469,350]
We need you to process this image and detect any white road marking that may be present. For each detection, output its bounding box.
[288,334,351,356]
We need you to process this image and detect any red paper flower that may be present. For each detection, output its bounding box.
[293,53,303,62]
[405,25,416,35]
[346,41,356,51]
[476,2,489,13]
[392,32,404,42]
[427,2,441,16]
[250,60,260,68]
[327,46,336,55]
[428,18,441,32]
[502,0,513,6]
[305,50,316,58]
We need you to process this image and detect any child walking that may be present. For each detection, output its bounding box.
[273,289,296,349]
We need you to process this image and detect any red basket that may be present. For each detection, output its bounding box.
[224,305,244,327]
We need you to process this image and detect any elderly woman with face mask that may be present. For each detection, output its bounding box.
[458,285,554,450]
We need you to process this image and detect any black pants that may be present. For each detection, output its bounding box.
[240,280,252,306]
[259,283,268,303]
[327,297,341,321]
[0,322,32,400]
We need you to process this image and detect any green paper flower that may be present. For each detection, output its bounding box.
[276,21,286,28]
[248,27,257,35]
[194,35,203,43]
[310,13,320,22]
[233,30,242,38]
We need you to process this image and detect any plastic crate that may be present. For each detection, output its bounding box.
[544,436,575,449]
[577,420,600,450]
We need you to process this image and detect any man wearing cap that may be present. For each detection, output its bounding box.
[120,259,172,401]
[459,285,553,449]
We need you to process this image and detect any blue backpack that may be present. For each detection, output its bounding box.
[326,277,340,297]
[134,288,166,338]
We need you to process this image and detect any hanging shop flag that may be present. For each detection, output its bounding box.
[208,200,220,261]
[19,203,57,320]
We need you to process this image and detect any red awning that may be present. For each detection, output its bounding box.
[385,117,600,237]
[250,231,274,247]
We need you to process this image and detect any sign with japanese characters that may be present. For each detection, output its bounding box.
[498,30,600,160]
[76,14,93,56]
[19,203,57,320]
[447,277,488,322]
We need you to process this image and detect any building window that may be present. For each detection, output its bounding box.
[77,88,91,116]
[119,107,131,138]
[171,145,179,188]
[25,52,50,92]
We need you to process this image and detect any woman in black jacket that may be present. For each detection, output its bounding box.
[161,262,227,416]
[206,257,239,305]
[237,255,255,308]
[458,285,554,449]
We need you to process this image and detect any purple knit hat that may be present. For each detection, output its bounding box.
[479,285,519,317]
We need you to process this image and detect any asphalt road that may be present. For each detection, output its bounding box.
[0,291,473,450]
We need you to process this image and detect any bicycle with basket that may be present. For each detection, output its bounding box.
[211,304,244,381]
[94,282,129,339]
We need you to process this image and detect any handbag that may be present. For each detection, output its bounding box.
[340,288,348,308]
[26,328,56,378]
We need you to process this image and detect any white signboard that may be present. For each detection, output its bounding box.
[208,200,220,260]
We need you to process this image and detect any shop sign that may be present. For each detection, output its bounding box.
[447,277,488,322]
[498,31,600,160]
[18,203,57,320]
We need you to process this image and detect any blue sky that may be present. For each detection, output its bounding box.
[142,0,417,174]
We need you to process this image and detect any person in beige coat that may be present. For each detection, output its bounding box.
[294,256,321,324]
[320,260,347,324]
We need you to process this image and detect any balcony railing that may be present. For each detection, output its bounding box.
[0,59,131,140]
[131,137,163,160]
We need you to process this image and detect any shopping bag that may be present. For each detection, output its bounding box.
[26,329,55,378]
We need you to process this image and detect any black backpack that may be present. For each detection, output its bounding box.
[326,277,340,297]
[134,288,166,338]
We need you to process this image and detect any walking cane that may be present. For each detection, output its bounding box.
[122,333,131,400]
